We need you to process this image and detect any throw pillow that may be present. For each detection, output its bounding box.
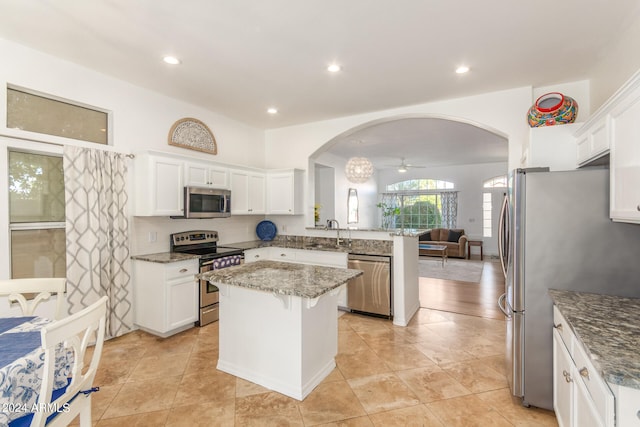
[419,232,432,241]
[447,230,462,242]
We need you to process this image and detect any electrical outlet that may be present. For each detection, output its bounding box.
[148,231,157,243]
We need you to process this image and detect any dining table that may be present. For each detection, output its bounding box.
[0,316,72,427]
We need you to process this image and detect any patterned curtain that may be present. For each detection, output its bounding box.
[63,146,132,339]
[440,191,458,228]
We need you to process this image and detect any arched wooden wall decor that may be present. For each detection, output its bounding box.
[168,117,217,154]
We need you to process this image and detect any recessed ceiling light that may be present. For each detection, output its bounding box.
[267,107,278,114]
[327,64,341,73]
[456,65,470,74]
[163,56,181,65]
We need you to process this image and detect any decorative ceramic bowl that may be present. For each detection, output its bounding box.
[527,92,578,127]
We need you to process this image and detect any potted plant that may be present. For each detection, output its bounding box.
[376,202,400,229]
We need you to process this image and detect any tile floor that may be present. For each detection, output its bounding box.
[83,309,558,426]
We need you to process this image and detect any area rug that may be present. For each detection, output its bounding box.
[419,258,484,283]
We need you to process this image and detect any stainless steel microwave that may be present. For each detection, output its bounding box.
[181,187,231,218]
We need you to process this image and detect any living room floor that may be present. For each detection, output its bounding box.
[79,306,558,426]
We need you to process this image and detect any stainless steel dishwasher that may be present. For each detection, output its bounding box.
[347,254,392,318]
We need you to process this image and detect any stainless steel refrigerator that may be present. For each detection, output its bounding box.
[497,167,640,410]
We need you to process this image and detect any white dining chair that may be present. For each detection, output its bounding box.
[8,296,108,427]
[0,278,67,320]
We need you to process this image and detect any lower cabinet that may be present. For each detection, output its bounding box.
[133,259,199,337]
[553,306,615,427]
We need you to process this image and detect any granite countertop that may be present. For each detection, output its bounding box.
[221,239,393,256]
[549,289,640,390]
[131,252,199,263]
[197,260,363,299]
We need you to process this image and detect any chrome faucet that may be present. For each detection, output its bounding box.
[326,219,342,246]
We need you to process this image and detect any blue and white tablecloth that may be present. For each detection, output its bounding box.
[0,317,72,426]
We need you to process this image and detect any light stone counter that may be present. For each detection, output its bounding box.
[549,289,640,389]
[197,260,362,299]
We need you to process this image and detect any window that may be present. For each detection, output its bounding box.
[9,150,66,278]
[381,179,456,229]
[483,193,492,237]
[483,175,507,188]
[482,175,507,238]
[347,188,359,224]
[7,85,109,144]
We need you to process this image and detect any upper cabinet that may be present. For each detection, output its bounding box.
[133,151,304,217]
[230,169,266,215]
[575,117,609,167]
[609,81,640,223]
[185,162,229,189]
[575,70,640,224]
[266,169,304,215]
[133,152,184,216]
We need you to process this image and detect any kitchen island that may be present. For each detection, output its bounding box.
[198,260,363,400]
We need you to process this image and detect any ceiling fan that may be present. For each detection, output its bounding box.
[388,157,427,173]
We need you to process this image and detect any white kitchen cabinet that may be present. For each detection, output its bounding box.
[609,384,640,426]
[553,329,574,427]
[230,169,266,214]
[575,117,609,167]
[133,152,184,216]
[609,81,640,224]
[185,162,229,189]
[244,247,271,263]
[266,169,304,215]
[552,306,614,427]
[132,259,198,337]
[270,247,297,262]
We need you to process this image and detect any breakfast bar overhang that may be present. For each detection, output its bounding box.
[198,260,363,400]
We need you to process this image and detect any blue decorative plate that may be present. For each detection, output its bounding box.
[256,220,277,241]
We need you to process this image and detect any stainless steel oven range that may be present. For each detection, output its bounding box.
[170,230,243,326]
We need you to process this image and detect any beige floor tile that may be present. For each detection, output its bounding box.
[338,330,371,355]
[235,377,270,398]
[476,388,559,426]
[172,370,236,407]
[368,404,445,426]
[426,394,505,423]
[396,366,472,403]
[314,415,374,426]
[165,399,236,426]
[128,352,190,381]
[370,343,437,371]
[139,333,197,356]
[235,392,304,426]
[440,358,507,393]
[299,380,367,425]
[336,348,391,379]
[183,350,219,376]
[101,375,181,419]
[348,372,420,414]
[321,367,346,383]
[95,410,169,426]
[414,339,476,365]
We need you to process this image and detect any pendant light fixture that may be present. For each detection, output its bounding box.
[345,156,374,183]
[345,140,373,183]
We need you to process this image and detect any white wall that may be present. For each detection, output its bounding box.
[589,11,640,112]
[0,38,267,277]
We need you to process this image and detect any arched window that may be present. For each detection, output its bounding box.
[379,179,457,229]
[483,175,507,188]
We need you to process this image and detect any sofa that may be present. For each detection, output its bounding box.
[418,228,468,258]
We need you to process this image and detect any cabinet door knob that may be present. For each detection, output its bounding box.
[563,370,572,383]
[553,323,563,331]
[636,410,640,420]
[179,268,188,273]
[637,205,640,211]
[579,367,590,380]
[281,253,286,257]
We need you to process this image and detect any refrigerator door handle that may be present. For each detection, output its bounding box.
[498,293,510,318]
[498,194,509,279]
